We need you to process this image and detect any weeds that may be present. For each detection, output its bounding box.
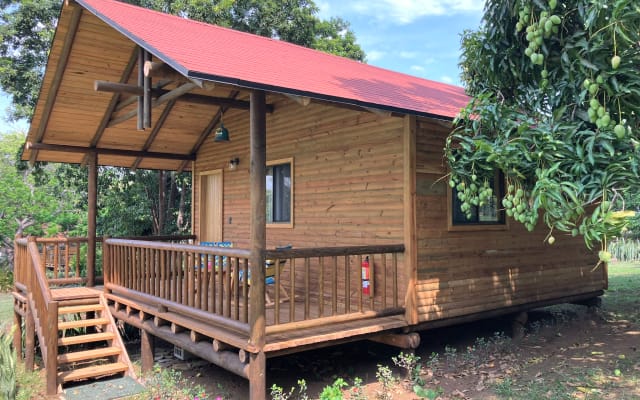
[0,327,17,400]
[136,365,209,400]
[374,364,397,400]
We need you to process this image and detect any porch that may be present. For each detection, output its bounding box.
[13,234,408,395]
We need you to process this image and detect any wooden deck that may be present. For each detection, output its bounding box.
[51,286,102,301]
[106,286,407,356]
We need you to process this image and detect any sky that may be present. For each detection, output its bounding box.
[0,0,485,135]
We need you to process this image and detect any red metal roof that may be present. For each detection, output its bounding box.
[77,0,469,119]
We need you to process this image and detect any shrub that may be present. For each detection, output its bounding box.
[0,327,17,400]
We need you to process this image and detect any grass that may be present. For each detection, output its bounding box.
[603,261,640,323]
[0,292,13,332]
[489,260,640,400]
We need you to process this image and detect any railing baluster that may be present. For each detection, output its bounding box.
[357,255,363,312]
[381,253,388,309]
[332,256,338,316]
[289,258,295,323]
[319,257,325,318]
[369,254,375,311]
[393,253,398,308]
[304,257,310,319]
[344,255,350,314]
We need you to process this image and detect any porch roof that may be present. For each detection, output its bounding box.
[22,0,469,171]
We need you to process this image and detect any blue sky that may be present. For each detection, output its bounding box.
[0,0,484,135]
[317,0,484,83]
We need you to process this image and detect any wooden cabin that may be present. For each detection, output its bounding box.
[13,0,605,398]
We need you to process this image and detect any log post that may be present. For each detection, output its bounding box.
[45,302,58,396]
[248,90,267,400]
[511,311,528,340]
[87,150,97,287]
[24,294,35,372]
[141,329,155,373]
[13,310,22,361]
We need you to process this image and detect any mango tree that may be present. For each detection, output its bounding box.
[447,0,640,261]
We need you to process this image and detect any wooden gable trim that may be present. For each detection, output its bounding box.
[29,4,83,165]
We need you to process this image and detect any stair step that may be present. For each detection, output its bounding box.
[59,318,110,330]
[58,362,128,383]
[58,332,115,346]
[58,304,103,315]
[58,346,121,364]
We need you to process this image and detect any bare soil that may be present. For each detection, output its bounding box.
[141,303,639,399]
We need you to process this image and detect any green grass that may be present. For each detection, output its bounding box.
[603,261,640,323]
[0,292,13,331]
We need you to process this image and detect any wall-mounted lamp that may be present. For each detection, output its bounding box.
[229,157,240,171]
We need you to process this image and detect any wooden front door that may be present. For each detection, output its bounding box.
[198,170,223,242]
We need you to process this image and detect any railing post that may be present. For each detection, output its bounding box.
[103,237,111,288]
[87,150,98,287]
[46,301,58,396]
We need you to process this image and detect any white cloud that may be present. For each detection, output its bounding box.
[367,50,386,62]
[399,51,418,59]
[352,0,483,24]
[440,75,454,83]
[410,65,425,72]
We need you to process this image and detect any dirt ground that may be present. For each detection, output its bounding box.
[141,302,639,399]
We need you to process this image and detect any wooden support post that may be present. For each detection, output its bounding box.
[25,303,35,371]
[212,339,232,352]
[141,329,155,373]
[402,115,418,324]
[511,311,528,340]
[137,47,144,131]
[239,348,249,364]
[45,302,58,396]
[13,310,22,361]
[87,151,97,287]
[249,90,267,400]
[143,50,152,129]
[190,330,204,342]
[369,332,421,349]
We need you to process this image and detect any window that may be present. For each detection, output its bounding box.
[451,172,505,226]
[266,158,293,226]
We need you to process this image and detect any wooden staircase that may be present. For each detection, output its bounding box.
[55,293,135,390]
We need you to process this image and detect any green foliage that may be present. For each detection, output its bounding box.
[609,238,640,261]
[0,270,12,292]
[270,379,310,400]
[135,365,208,399]
[0,327,17,400]
[0,0,59,120]
[449,0,640,253]
[318,378,347,400]
[0,132,85,269]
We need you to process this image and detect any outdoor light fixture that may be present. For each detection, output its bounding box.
[228,157,239,171]
[213,122,230,142]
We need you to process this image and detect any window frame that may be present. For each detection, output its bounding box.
[266,157,294,229]
[447,171,508,232]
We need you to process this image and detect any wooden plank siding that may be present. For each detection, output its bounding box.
[413,118,605,323]
[194,96,408,308]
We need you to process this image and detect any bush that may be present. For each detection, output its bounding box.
[0,327,17,399]
[0,269,13,292]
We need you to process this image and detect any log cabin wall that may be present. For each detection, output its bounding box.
[414,117,606,323]
[193,95,407,306]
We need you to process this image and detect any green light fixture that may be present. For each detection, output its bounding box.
[214,122,230,142]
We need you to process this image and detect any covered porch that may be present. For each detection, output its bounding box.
[13,233,408,395]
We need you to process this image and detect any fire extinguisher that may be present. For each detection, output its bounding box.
[361,256,370,295]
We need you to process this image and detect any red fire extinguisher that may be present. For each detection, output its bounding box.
[361,256,370,295]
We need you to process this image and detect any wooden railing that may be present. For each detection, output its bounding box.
[263,245,405,330]
[103,239,251,331]
[103,239,404,332]
[36,235,195,285]
[14,237,59,395]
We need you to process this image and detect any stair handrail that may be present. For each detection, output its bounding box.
[16,236,59,395]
